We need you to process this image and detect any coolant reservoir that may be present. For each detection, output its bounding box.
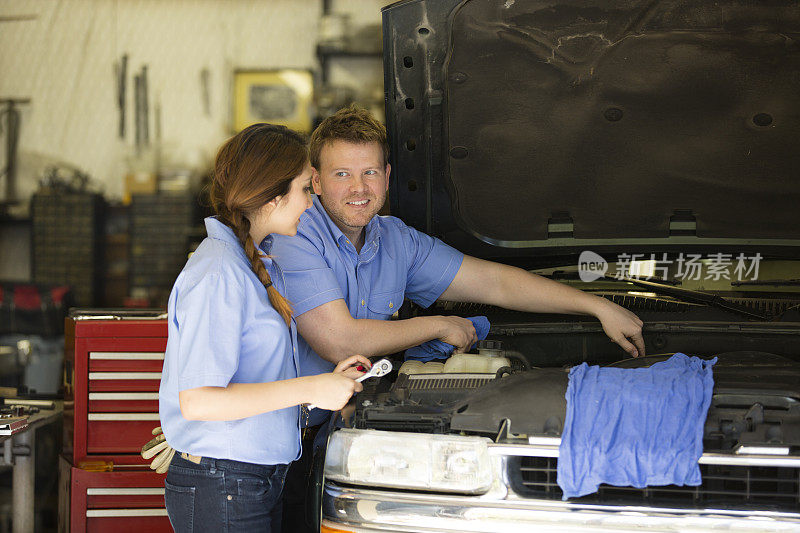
[443,352,510,373]
[398,360,424,374]
[399,360,446,374]
[419,361,444,373]
[399,339,511,375]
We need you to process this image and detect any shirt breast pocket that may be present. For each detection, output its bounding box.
[366,289,404,320]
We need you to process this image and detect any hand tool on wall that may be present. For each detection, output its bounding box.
[133,64,150,153]
[115,54,127,138]
[200,68,211,116]
[0,98,30,207]
[141,65,149,146]
[133,72,142,152]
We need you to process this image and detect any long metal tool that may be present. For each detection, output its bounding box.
[115,54,127,138]
[141,65,149,145]
[133,73,142,152]
[0,98,30,208]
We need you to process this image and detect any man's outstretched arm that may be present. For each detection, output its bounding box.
[439,255,646,358]
[295,298,478,364]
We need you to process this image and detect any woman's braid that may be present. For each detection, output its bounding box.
[225,208,293,326]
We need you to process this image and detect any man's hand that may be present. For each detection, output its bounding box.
[295,299,481,364]
[593,298,646,358]
[431,315,478,352]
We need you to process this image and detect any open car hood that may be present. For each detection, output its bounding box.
[382,0,800,260]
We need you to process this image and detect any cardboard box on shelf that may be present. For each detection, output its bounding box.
[123,172,157,203]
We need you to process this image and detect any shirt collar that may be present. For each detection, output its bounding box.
[205,216,269,264]
[311,196,381,251]
[364,215,381,249]
[205,216,240,245]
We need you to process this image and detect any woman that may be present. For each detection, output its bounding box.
[158,123,368,532]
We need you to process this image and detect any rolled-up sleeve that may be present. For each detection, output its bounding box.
[269,234,344,317]
[402,226,464,308]
[173,270,244,391]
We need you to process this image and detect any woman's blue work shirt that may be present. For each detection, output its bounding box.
[159,217,302,465]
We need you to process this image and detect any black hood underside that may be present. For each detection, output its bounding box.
[383,0,800,255]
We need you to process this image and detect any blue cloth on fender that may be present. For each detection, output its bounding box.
[404,316,490,362]
[557,353,716,500]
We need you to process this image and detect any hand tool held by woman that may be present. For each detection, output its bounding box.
[157,124,367,533]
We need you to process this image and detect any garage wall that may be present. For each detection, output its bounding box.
[0,0,386,206]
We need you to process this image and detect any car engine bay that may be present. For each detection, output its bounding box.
[341,295,800,512]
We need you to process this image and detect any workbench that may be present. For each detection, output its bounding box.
[0,401,63,533]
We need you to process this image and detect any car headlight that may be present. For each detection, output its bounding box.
[324,428,493,494]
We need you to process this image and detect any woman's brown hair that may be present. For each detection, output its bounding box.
[209,123,307,326]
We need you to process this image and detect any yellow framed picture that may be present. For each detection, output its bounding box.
[233,69,314,133]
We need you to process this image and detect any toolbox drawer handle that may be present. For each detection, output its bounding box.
[86,509,168,517]
[87,488,165,496]
[89,352,165,360]
[87,413,161,421]
[89,372,162,380]
[89,393,160,400]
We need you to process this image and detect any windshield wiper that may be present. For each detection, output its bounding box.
[544,271,770,320]
[617,277,770,320]
[548,270,682,286]
[731,279,800,287]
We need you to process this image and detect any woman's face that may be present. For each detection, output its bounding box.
[268,163,314,236]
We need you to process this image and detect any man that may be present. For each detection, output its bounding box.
[266,105,644,372]
[265,105,645,531]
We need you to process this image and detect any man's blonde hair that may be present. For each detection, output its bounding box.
[309,104,389,168]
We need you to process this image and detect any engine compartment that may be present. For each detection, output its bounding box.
[352,328,800,455]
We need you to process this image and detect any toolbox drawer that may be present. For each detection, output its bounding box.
[88,392,159,413]
[88,371,162,392]
[85,512,170,533]
[87,413,161,454]
[88,351,165,372]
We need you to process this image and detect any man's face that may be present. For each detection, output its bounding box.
[313,140,390,238]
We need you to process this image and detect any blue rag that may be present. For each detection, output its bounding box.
[404,316,490,362]
[557,353,716,500]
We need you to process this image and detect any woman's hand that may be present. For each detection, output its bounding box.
[333,354,372,380]
[307,372,364,411]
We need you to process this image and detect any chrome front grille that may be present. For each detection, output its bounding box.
[508,455,800,512]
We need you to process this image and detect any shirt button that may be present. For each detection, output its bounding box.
[389,302,394,309]
[361,299,365,306]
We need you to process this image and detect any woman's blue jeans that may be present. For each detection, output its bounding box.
[164,452,289,532]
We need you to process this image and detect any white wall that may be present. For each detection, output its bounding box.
[0,0,387,208]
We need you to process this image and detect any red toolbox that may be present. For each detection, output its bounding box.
[62,311,172,532]
[65,311,167,464]
[60,455,172,533]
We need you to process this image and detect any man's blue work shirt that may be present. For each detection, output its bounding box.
[264,196,463,379]
[160,217,302,465]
